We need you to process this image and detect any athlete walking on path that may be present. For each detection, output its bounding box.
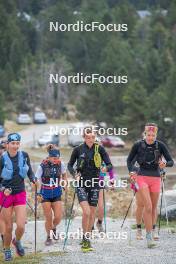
[68,127,113,252]
[0,140,7,246]
[35,144,68,246]
[0,133,36,261]
[127,123,174,248]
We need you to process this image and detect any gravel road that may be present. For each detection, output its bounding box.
[20,217,176,264]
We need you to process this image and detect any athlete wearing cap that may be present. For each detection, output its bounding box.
[127,123,174,248]
[0,133,35,261]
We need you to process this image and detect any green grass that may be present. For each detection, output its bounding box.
[131,219,176,230]
[0,251,64,264]
[0,253,41,264]
[5,121,32,134]
[4,119,73,135]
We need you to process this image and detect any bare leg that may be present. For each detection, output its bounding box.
[42,202,53,237]
[2,207,13,248]
[137,188,152,232]
[51,201,62,228]
[136,192,144,225]
[88,206,96,233]
[150,192,160,227]
[80,201,90,235]
[14,205,26,240]
[97,190,104,221]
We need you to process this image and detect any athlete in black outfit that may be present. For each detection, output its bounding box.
[68,127,112,252]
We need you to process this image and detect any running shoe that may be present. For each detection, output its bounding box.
[45,236,53,246]
[81,240,94,253]
[152,229,159,241]
[136,228,143,240]
[12,238,25,256]
[146,233,157,248]
[3,249,12,261]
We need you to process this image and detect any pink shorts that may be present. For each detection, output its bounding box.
[0,191,26,208]
[136,175,161,193]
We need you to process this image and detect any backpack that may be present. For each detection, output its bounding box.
[77,143,102,172]
[1,151,29,180]
[137,140,161,168]
[40,159,61,185]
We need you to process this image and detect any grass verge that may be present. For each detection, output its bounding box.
[131,219,176,230]
[0,251,64,264]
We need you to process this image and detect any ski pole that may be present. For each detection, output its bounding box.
[121,191,136,229]
[34,183,37,254]
[26,200,35,215]
[162,178,169,226]
[64,188,68,233]
[103,188,107,233]
[158,181,164,235]
[63,190,76,251]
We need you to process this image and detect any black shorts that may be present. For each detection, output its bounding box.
[76,186,100,207]
[41,196,61,203]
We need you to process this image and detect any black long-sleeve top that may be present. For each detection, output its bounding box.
[68,143,113,179]
[127,140,174,177]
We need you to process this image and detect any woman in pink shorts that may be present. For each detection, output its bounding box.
[127,123,174,248]
[0,133,35,261]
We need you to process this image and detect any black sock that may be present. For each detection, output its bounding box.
[153,224,156,230]
[92,225,95,231]
[83,234,89,241]
[137,224,142,229]
[98,219,102,225]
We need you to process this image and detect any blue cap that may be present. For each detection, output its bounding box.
[7,133,21,142]
[48,149,60,157]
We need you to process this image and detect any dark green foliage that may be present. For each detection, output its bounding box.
[0,0,175,144]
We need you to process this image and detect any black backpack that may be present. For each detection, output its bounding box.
[76,143,100,172]
[137,140,161,168]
